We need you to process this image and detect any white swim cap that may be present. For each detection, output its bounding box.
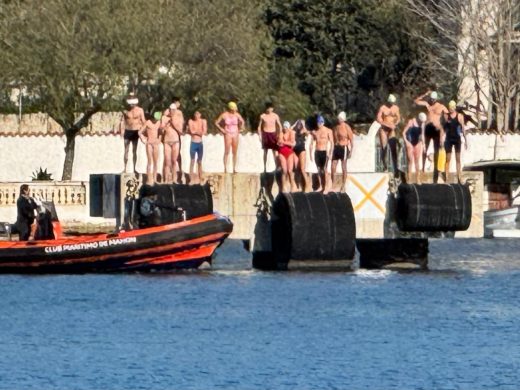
[448,100,457,110]
[418,112,427,122]
[283,121,291,129]
[126,98,139,105]
[169,103,177,110]
[430,91,438,100]
[337,111,347,122]
[387,94,397,104]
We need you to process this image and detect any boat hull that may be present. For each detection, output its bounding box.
[0,213,233,273]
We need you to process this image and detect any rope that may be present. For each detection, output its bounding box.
[254,187,272,218]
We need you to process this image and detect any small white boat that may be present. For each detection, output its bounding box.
[465,160,520,238]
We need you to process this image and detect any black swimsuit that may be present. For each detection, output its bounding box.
[293,120,307,155]
[444,114,462,153]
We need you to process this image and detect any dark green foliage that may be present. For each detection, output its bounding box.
[31,168,53,182]
[264,0,437,120]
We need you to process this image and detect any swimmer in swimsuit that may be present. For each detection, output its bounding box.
[414,90,448,183]
[277,121,297,192]
[119,93,146,174]
[215,101,244,173]
[402,112,427,184]
[310,115,333,193]
[376,94,401,175]
[443,100,467,183]
[331,111,355,192]
[161,102,184,183]
[257,102,282,172]
[188,110,207,184]
[292,119,311,192]
[139,111,163,185]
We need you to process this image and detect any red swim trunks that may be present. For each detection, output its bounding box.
[261,131,278,150]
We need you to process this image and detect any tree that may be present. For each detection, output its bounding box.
[264,0,431,120]
[0,0,175,179]
[0,0,277,179]
[406,0,520,132]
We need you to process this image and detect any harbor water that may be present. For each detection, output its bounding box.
[0,239,519,390]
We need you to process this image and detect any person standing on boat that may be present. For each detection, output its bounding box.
[120,93,146,174]
[376,94,401,176]
[402,112,427,184]
[331,111,355,192]
[15,184,37,241]
[187,110,208,184]
[444,101,467,183]
[257,102,282,172]
[414,90,448,183]
[215,102,244,173]
[139,112,163,185]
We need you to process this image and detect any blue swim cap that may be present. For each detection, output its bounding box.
[317,115,325,124]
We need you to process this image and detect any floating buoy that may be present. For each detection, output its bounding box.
[396,183,471,232]
[270,192,356,266]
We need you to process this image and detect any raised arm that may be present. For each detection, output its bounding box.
[414,91,431,107]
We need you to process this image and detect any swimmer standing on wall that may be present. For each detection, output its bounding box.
[376,94,401,176]
[120,93,146,174]
[310,115,334,193]
[188,110,208,184]
[139,111,163,185]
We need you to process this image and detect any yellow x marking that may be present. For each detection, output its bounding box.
[349,176,387,215]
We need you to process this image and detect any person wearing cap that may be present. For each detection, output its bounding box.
[277,121,297,192]
[187,110,208,184]
[403,112,427,184]
[120,93,146,174]
[161,101,184,184]
[291,119,311,192]
[443,101,467,183]
[376,94,401,175]
[257,102,282,172]
[310,115,334,193]
[139,112,163,185]
[414,90,449,182]
[331,111,355,192]
[215,102,245,173]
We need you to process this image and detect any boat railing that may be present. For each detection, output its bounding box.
[0,182,87,207]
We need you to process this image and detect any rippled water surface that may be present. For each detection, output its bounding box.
[1,239,520,390]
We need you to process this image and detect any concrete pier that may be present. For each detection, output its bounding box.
[0,171,484,239]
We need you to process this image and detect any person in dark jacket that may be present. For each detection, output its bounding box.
[16,184,37,241]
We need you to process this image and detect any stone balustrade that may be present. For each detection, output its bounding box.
[0,182,86,206]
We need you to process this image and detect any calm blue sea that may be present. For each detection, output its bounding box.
[0,238,519,390]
